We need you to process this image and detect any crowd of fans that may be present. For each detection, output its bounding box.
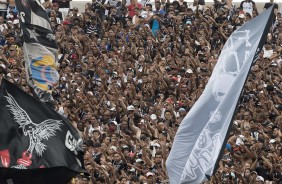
[0,0,282,183]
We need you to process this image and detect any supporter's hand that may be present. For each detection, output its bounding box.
[128,113,134,120]
[140,141,146,148]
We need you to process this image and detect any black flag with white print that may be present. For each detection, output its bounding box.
[0,79,85,184]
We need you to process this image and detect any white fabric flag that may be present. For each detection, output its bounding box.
[166,6,274,184]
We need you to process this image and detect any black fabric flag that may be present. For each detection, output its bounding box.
[0,79,85,184]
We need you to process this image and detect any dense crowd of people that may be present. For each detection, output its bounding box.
[0,0,282,183]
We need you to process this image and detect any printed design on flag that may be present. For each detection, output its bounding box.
[4,92,63,157]
[0,149,10,168]
[30,10,52,31]
[11,164,27,169]
[65,130,83,166]
[182,30,253,181]
[17,151,32,167]
[26,28,40,41]
[30,55,59,90]
[46,33,56,41]
[210,30,251,102]
[181,110,223,180]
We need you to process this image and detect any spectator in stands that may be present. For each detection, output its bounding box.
[239,0,256,15]
[1,1,282,183]
[127,0,142,18]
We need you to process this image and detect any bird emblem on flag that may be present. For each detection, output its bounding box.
[4,92,63,157]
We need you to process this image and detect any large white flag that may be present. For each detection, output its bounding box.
[166,6,274,184]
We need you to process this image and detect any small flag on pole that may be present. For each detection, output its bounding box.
[166,6,274,184]
[15,0,59,103]
[0,79,85,184]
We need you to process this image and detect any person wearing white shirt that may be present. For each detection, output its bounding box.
[239,0,256,16]
[0,0,7,19]
[0,16,7,32]
[263,42,273,59]
[140,3,153,20]
[187,0,204,12]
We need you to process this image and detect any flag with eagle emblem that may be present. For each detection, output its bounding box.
[0,79,85,184]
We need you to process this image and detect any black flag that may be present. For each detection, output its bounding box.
[0,79,85,184]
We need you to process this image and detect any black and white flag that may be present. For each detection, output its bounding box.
[166,6,274,184]
[15,0,59,102]
[0,79,85,184]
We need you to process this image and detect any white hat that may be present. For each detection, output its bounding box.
[13,19,19,24]
[87,91,93,96]
[136,158,143,163]
[239,14,245,19]
[0,64,6,69]
[256,176,264,182]
[112,71,118,75]
[150,114,157,120]
[122,145,129,149]
[111,121,118,126]
[153,143,161,148]
[127,105,135,111]
[271,62,278,66]
[110,107,116,111]
[269,139,276,144]
[146,172,154,177]
[186,69,193,74]
[110,146,117,151]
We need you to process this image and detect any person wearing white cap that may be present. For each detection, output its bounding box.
[140,141,164,176]
[175,108,186,126]
[269,138,278,153]
[127,105,135,111]
[234,13,246,30]
[255,175,264,183]
[186,68,193,74]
